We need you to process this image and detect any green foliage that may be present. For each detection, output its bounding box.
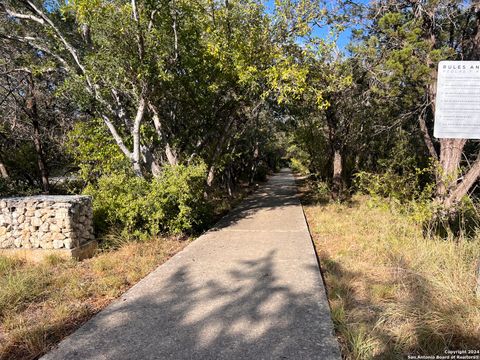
[313,180,331,203]
[85,163,210,239]
[0,264,49,317]
[353,133,434,221]
[0,141,44,196]
[429,196,480,239]
[355,167,435,223]
[286,143,310,175]
[0,178,39,197]
[66,119,131,183]
[290,157,309,175]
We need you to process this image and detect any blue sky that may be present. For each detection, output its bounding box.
[264,0,370,49]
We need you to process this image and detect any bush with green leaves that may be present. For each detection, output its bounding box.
[289,157,309,175]
[354,166,435,223]
[85,163,211,239]
[66,119,131,183]
[286,143,310,175]
[353,132,438,223]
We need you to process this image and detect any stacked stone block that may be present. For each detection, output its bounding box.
[0,195,94,251]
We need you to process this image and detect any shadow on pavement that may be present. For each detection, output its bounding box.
[44,251,337,359]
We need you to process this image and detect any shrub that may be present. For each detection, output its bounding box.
[0,176,41,197]
[85,163,211,239]
[66,119,130,183]
[286,143,311,175]
[314,180,331,203]
[354,166,480,236]
[290,157,309,175]
[354,167,436,224]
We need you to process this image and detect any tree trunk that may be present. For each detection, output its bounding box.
[0,154,9,179]
[131,96,146,177]
[332,149,343,200]
[165,143,179,166]
[141,145,161,177]
[206,117,235,187]
[435,2,480,208]
[418,111,438,161]
[26,73,49,193]
[226,167,233,197]
[148,102,178,167]
[206,165,216,187]
[442,150,480,208]
[249,142,259,185]
[422,37,467,204]
[437,138,467,199]
[325,99,343,200]
[426,49,467,201]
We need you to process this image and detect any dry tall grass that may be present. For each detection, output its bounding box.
[0,238,186,360]
[301,190,480,359]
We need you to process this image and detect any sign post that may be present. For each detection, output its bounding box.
[434,61,480,139]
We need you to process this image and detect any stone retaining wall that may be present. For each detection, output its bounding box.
[0,195,94,253]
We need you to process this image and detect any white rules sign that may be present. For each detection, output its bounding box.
[434,60,480,139]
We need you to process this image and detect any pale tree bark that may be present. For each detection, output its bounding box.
[0,153,9,179]
[332,149,343,201]
[131,96,146,176]
[148,103,178,166]
[141,145,161,176]
[165,143,178,166]
[101,94,146,177]
[325,100,344,200]
[436,138,467,199]
[444,153,480,209]
[226,167,233,197]
[206,167,215,187]
[2,1,153,177]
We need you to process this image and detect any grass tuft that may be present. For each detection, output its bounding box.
[0,238,186,360]
[298,178,480,359]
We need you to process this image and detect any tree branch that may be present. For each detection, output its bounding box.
[101,114,133,160]
[418,108,438,160]
[19,0,94,91]
[132,96,146,170]
[444,152,480,208]
[0,33,71,71]
[1,4,45,24]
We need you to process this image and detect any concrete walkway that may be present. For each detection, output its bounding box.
[42,169,341,360]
